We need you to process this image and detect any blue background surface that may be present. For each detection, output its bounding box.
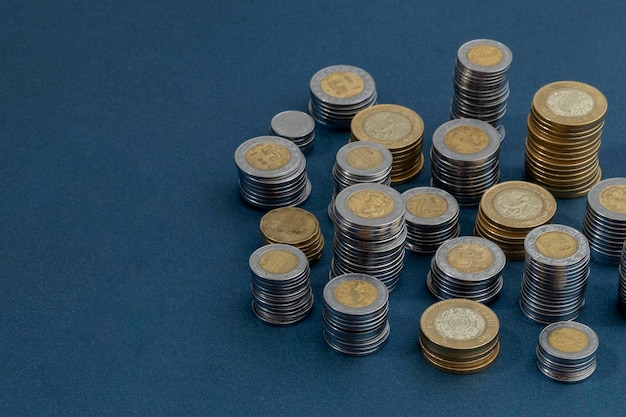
[2,1,625,416]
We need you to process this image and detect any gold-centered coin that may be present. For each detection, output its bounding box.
[245,142,291,170]
[548,327,589,353]
[363,111,413,143]
[351,104,424,149]
[446,243,494,273]
[481,181,556,229]
[443,125,490,154]
[258,249,299,274]
[406,193,448,219]
[535,231,579,259]
[532,81,608,128]
[347,189,395,219]
[260,207,318,245]
[320,71,365,99]
[333,279,378,308]
[467,44,504,67]
[345,146,385,170]
[598,185,626,214]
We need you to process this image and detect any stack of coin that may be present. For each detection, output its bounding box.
[330,183,406,292]
[249,244,314,326]
[474,181,557,260]
[582,177,626,265]
[618,240,626,312]
[322,273,390,356]
[350,104,425,185]
[234,136,311,209]
[449,39,512,140]
[525,81,607,198]
[426,236,505,304]
[430,118,501,206]
[270,110,316,153]
[419,298,500,374]
[536,321,599,383]
[519,224,590,324]
[309,65,377,130]
[328,142,393,221]
[260,207,324,264]
[402,187,460,254]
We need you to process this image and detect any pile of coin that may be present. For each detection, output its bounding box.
[536,321,599,383]
[249,244,314,326]
[419,299,500,374]
[270,110,316,152]
[309,65,377,129]
[618,240,626,312]
[260,207,324,264]
[474,181,557,260]
[525,81,607,198]
[322,273,390,356]
[330,183,406,292]
[449,39,512,140]
[234,136,311,209]
[582,177,626,265]
[402,187,460,254]
[426,236,505,304]
[519,224,590,324]
[430,118,501,206]
[350,104,425,185]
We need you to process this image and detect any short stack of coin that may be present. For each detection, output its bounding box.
[350,104,425,185]
[536,321,599,383]
[430,118,501,206]
[270,110,316,153]
[402,187,460,254]
[449,39,512,140]
[525,81,607,198]
[322,273,390,356]
[330,183,406,292]
[260,207,324,264]
[309,65,377,130]
[249,244,314,326]
[235,136,311,209]
[519,224,590,324]
[426,236,505,304]
[419,299,500,374]
[582,177,626,265]
[474,181,557,260]
[618,240,626,312]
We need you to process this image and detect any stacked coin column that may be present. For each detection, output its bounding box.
[618,240,626,312]
[270,110,316,153]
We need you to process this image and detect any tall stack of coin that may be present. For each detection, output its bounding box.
[350,104,425,185]
[249,244,314,326]
[234,136,311,209]
[426,236,505,304]
[519,224,590,324]
[402,187,460,254]
[330,183,406,292]
[618,240,626,312]
[474,181,557,260]
[430,118,501,206]
[322,273,390,356]
[525,81,607,198]
[260,207,324,264]
[419,299,500,374]
[582,177,626,265]
[270,110,316,153]
[536,321,599,383]
[449,39,512,140]
[309,65,377,129]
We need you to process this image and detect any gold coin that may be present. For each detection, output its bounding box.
[446,242,494,273]
[333,279,378,308]
[443,125,490,154]
[467,44,504,67]
[535,231,579,259]
[258,249,299,274]
[548,327,589,353]
[320,71,365,98]
[260,207,319,245]
[389,154,424,185]
[598,184,626,214]
[345,146,385,170]
[406,193,448,219]
[245,142,291,170]
[347,189,395,219]
[420,338,500,374]
[351,104,424,150]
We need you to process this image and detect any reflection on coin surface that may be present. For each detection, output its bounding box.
[259,250,298,274]
[320,72,365,98]
[334,279,379,308]
[245,142,291,170]
[536,231,579,259]
[347,190,395,219]
[467,44,504,67]
[345,146,385,170]
[406,193,448,219]
[446,243,494,273]
[434,307,486,340]
[546,88,594,118]
[548,327,589,353]
[261,207,317,244]
[494,188,543,220]
[599,185,626,213]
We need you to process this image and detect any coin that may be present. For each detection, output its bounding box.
[270,110,316,152]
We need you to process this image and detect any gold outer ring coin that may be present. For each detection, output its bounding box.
[260,207,320,245]
[351,104,424,150]
[420,340,500,374]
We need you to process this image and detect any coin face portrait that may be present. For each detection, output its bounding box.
[446,243,494,273]
[599,185,626,214]
[546,88,595,117]
[535,231,578,259]
[443,125,490,154]
[258,250,298,274]
[245,142,291,170]
[494,189,543,220]
[363,111,412,142]
[347,190,394,219]
[334,279,378,308]
[467,44,504,67]
[345,146,384,170]
[434,307,486,341]
[406,193,448,219]
[548,327,589,353]
[320,71,365,98]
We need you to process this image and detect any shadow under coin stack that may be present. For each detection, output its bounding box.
[427,236,505,304]
[235,136,311,209]
[519,224,590,324]
[582,177,626,265]
[322,273,390,356]
[430,118,501,206]
[475,181,557,260]
[329,142,392,221]
[450,39,512,141]
[419,299,500,374]
[260,207,324,264]
[270,110,316,153]
[309,65,377,130]
[350,104,425,185]
[330,183,406,292]
[536,321,598,383]
[249,244,314,326]
[525,81,607,198]
[402,187,460,254]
